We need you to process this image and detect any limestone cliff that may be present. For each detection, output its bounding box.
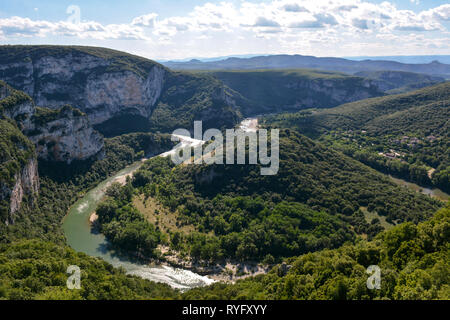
[209,70,384,115]
[0,81,104,163]
[0,119,38,223]
[0,81,34,131]
[0,46,167,125]
[9,158,39,220]
[26,106,104,163]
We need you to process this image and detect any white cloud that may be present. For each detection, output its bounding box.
[132,13,158,28]
[0,0,448,59]
[282,3,309,12]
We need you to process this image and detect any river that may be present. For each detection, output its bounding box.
[389,175,449,202]
[62,135,215,291]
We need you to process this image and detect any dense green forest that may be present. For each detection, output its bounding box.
[183,203,450,300]
[95,129,441,264]
[264,82,449,136]
[147,72,244,133]
[264,83,449,192]
[0,240,179,300]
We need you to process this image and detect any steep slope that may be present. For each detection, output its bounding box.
[264,82,450,136]
[166,130,440,224]
[354,71,445,94]
[264,83,449,192]
[0,119,38,223]
[0,46,244,135]
[206,69,383,115]
[0,46,166,125]
[27,106,104,163]
[0,81,34,131]
[0,81,104,163]
[164,54,450,78]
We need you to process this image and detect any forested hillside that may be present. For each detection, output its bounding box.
[264,82,449,135]
[264,83,449,192]
[354,71,444,94]
[0,119,36,223]
[183,203,450,300]
[0,240,179,300]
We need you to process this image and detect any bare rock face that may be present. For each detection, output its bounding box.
[26,106,104,163]
[0,81,35,131]
[1,81,104,164]
[0,47,167,126]
[0,118,39,224]
[9,158,39,221]
[284,78,380,108]
[84,68,165,124]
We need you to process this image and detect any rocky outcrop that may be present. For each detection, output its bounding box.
[0,118,38,223]
[284,78,379,108]
[1,81,104,163]
[26,106,104,163]
[0,46,167,126]
[84,67,165,124]
[210,70,384,116]
[0,81,35,131]
[0,80,11,99]
[355,71,445,93]
[9,158,39,221]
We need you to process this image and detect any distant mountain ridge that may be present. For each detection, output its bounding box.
[345,55,450,65]
[163,54,450,78]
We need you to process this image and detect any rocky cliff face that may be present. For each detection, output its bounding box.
[0,81,104,163]
[210,70,384,116]
[284,78,379,108]
[8,158,39,222]
[0,81,35,131]
[0,118,38,224]
[354,71,445,93]
[0,47,167,126]
[26,106,104,163]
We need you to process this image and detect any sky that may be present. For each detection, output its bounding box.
[0,0,449,60]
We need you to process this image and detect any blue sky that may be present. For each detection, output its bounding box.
[0,0,449,59]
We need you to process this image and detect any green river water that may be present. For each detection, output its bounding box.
[62,151,214,290]
[389,175,449,202]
